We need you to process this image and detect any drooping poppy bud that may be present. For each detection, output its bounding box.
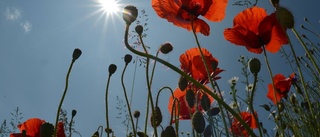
[133,110,140,118]
[123,5,138,25]
[135,25,143,35]
[276,7,294,29]
[207,107,220,116]
[91,131,99,137]
[178,76,188,91]
[192,111,205,133]
[201,93,211,111]
[124,54,133,64]
[260,104,271,111]
[72,48,82,61]
[71,109,77,117]
[186,89,195,108]
[40,122,54,137]
[248,58,261,75]
[159,43,173,54]
[108,64,117,76]
[161,125,176,137]
[105,128,113,134]
[151,106,162,127]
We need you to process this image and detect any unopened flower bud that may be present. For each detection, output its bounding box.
[40,122,54,137]
[124,54,132,64]
[92,131,99,137]
[133,110,140,118]
[135,25,143,35]
[289,94,297,105]
[277,102,285,112]
[200,93,210,111]
[276,7,294,29]
[161,126,176,137]
[192,111,205,133]
[260,104,271,111]
[178,76,188,91]
[249,58,261,75]
[105,128,113,134]
[186,89,195,108]
[72,109,77,117]
[72,48,82,61]
[151,106,162,127]
[159,43,173,54]
[122,5,138,25]
[108,64,117,76]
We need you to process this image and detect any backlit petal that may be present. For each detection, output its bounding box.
[233,7,267,33]
[17,118,45,137]
[203,0,228,22]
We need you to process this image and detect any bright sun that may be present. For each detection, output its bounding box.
[98,0,120,14]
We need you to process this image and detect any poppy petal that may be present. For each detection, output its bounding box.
[233,7,267,33]
[17,118,45,137]
[203,0,228,22]
[265,14,289,53]
[57,122,66,137]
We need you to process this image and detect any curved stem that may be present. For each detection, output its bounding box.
[121,63,136,137]
[105,74,112,137]
[124,24,257,137]
[249,74,263,137]
[54,60,74,137]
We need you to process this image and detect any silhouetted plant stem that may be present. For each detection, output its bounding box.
[54,60,75,137]
[121,63,136,137]
[105,74,112,137]
[292,28,320,75]
[124,24,257,137]
[190,19,230,137]
[138,33,158,136]
[127,56,138,135]
[262,46,284,135]
[249,74,263,137]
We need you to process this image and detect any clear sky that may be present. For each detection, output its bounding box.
[1,0,319,136]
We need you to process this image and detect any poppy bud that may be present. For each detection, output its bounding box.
[40,122,54,137]
[91,131,99,137]
[186,89,195,108]
[161,126,176,137]
[192,111,205,133]
[260,104,271,111]
[72,48,82,61]
[135,25,143,35]
[207,107,220,116]
[108,64,117,76]
[289,94,297,105]
[159,43,173,54]
[276,7,294,29]
[137,132,148,137]
[248,58,261,75]
[277,102,284,112]
[72,109,77,117]
[269,0,279,7]
[105,128,113,134]
[123,5,138,25]
[178,76,188,91]
[201,93,210,111]
[133,110,140,118]
[151,106,162,127]
[124,54,133,64]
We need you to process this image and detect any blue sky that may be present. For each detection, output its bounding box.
[1,0,319,136]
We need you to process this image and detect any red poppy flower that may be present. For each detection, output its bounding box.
[267,73,295,104]
[224,6,288,54]
[10,118,66,137]
[180,47,223,84]
[152,0,228,36]
[168,86,214,121]
[230,112,258,137]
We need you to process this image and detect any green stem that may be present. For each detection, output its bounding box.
[124,24,257,137]
[105,74,112,137]
[121,63,136,137]
[249,74,263,137]
[54,60,74,137]
[127,56,138,135]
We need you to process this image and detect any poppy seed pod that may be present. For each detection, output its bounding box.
[133,110,140,118]
[186,89,195,108]
[151,106,162,127]
[200,93,210,111]
[161,125,176,137]
[192,111,205,133]
[178,76,188,91]
[124,54,133,64]
[72,109,77,117]
[135,25,143,35]
[72,48,82,61]
[276,7,294,29]
[40,122,54,137]
[123,5,138,25]
[159,43,173,54]
[248,58,261,75]
[108,64,117,76]
[269,0,279,7]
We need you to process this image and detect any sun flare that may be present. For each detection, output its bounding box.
[98,0,120,14]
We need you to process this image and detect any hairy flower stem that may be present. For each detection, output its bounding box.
[190,20,230,137]
[54,60,75,137]
[124,24,257,137]
[105,74,112,137]
[138,34,158,136]
[292,28,320,75]
[121,63,136,137]
[262,46,284,135]
[127,56,138,135]
[249,74,263,137]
